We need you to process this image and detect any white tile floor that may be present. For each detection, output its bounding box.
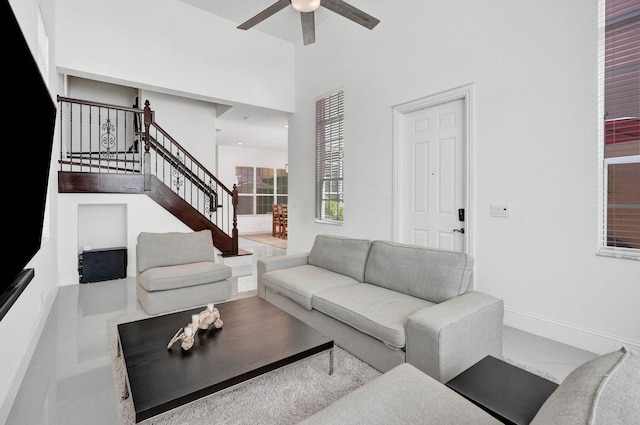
[4,238,597,425]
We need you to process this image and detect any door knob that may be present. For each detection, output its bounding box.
[453,228,465,234]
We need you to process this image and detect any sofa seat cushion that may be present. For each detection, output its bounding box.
[137,261,232,292]
[312,283,434,349]
[530,346,640,425]
[262,265,359,310]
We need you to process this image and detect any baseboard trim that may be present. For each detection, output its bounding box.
[504,307,640,355]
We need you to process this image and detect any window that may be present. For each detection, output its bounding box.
[276,168,288,204]
[256,167,275,214]
[598,0,640,259]
[236,166,288,215]
[315,89,344,223]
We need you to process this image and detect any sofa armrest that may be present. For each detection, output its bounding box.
[405,290,504,383]
[256,252,309,298]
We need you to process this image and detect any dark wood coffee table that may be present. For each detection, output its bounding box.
[445,355,559,425]
[116,296,334,423]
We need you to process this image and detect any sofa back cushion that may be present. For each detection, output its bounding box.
[530,346,639,425]
[308,235,372,282]
[364,240,473,303]
[136,230,216,273]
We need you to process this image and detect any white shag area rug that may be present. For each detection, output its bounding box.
[503,357,559,384]
[107,292,381,425]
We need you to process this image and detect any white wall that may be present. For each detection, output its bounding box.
[67,75,138,106]
[78,204,128,251]
[55,0,295,113]
[217,145,288,234]
[141,89,218,173]
[288,0,640,354]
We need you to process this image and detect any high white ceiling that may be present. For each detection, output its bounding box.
[214,102,291,152]
[179,0,349,153]
[180,0,337,44]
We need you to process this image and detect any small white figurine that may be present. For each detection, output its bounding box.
[167,304,223,351]
[198,303,223,329]
[167,326,195,351]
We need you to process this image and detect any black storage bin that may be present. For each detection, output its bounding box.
[79,247,127,283]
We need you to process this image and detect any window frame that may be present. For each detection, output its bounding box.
[597,0,640,260]
[315,89,345,224]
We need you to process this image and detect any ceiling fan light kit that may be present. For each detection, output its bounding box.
[237,0,380,45]
[291,0,320,12]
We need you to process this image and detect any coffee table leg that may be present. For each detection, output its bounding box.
[329,347,334,375]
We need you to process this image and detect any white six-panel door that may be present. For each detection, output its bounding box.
[397,98,466,252]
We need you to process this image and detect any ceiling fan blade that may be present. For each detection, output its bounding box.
[300,12,316,45]
[321,0,380,30]
[237,0,290,30]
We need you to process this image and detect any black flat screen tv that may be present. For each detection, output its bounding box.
[0,0,56,320]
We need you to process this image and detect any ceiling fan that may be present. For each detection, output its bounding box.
[237,0,380,45]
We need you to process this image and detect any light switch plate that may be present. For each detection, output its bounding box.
[490,204,510,218]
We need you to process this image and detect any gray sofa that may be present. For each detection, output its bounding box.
[257,234,504,382]
[136,229,232,315]
[298,345,640,425]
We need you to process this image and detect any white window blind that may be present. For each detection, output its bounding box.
[598,0,640,259]
[315,90,344,223]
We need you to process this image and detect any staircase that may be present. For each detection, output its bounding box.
[57,96,242,257]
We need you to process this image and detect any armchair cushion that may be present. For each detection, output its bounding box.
[136,230,216,273]
[138,261,232,292]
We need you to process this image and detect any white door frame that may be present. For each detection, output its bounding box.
[392,83,475,255]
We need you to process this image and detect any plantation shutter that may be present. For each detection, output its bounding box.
[315,90,344,222]
[600,0,640,257]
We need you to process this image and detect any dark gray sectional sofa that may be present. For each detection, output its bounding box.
[257,234,504,382]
